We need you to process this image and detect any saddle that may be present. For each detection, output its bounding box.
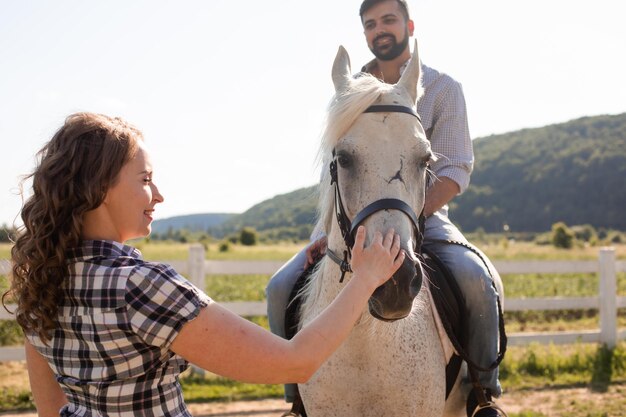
[283,244,489,417]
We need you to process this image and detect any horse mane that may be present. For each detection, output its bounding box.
[314,73,395,236]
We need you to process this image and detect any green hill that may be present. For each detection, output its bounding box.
[449,113,626,232]
[210,186,320,240]
[155,113,626,237]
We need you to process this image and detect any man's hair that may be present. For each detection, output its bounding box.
[359,0,410,22]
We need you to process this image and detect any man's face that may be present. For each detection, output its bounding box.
[362,0,414,61]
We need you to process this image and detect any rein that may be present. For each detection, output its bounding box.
[326,104,425,282]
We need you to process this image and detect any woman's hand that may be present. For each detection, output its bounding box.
[349,226,404,291]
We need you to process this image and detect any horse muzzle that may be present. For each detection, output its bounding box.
[368,255,422,321]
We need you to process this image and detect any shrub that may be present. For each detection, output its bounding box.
[551,222,575,249]
[0,224,16,243]
[609,232,623,244]
[0,320,23,346]
[239,227,257,246]
[570,224,597,244]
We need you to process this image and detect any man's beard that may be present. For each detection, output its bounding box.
[369,27,410,61]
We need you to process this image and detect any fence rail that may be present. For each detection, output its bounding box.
[1,247,624,362]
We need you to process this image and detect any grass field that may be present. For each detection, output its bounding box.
[3,239,626,262]
[134,240,304,261]
[1,241,625,415]
[0,240,304,262]
[2,343,625,415]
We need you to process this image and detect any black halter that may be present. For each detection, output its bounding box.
[327,104,426,282]
[363,104,421,121]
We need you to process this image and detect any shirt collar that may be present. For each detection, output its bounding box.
[67,240,143,262]
[361,58,411,77]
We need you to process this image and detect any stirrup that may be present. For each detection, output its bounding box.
[281,395,306,417]
[470,401,509,417]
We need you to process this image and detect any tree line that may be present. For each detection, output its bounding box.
[3,113,624,243]
[450,113,626,232]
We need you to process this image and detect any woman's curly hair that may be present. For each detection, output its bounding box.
[2,112,142,343]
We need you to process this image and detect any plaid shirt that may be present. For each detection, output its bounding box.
[26,240,211,417]
[362,59,474,201]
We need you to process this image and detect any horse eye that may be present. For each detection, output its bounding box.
[337,154,351,168]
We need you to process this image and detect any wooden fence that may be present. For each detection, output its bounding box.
[1,246,625,362]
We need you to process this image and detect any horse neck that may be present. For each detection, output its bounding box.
[310,257,348,307]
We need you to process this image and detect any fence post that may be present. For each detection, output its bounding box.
[599,247,617,348]
[188,244,206,291]
[188,244,206,377]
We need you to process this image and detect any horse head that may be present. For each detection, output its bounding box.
[319,41,433,322]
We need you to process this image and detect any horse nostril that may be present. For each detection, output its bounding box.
[410,266,423,298]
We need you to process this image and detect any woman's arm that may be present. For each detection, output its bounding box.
[171,226,403,384]
[24,339,68,416]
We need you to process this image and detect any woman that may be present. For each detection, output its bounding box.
[3,112,404,417]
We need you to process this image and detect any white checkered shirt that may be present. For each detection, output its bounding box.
[26,240,211,417]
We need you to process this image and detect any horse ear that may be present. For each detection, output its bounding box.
[332,45,352,93]
[397,39,422,104]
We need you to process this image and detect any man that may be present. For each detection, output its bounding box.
[266,1,505,416]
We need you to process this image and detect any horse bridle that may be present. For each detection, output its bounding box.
[326,104,426,282]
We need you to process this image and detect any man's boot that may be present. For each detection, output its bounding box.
[466,389,507,417]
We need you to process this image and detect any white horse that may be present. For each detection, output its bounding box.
[297,43,470,417]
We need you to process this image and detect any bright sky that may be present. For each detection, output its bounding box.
[1,0,625,226]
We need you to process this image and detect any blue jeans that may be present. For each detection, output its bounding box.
[265,212,502,401]
[422,213,502,397]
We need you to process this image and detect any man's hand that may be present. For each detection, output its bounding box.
[304,236,328,268]
[424,177,459,217]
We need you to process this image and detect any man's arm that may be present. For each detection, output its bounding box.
[423,74,473,212]
[424,177,460,217]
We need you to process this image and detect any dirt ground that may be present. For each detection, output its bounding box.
[0,399,289,417]
[1,384,624,417]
